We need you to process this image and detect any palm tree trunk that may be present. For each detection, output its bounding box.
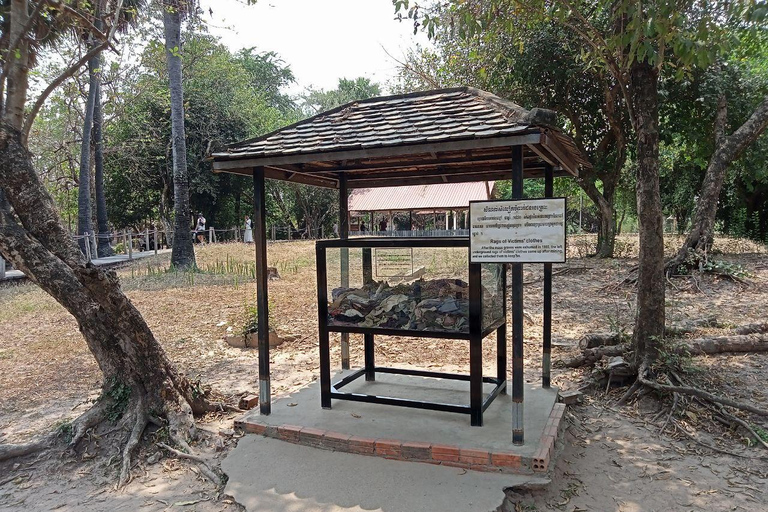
[164,5,195,269]
[94,67,113,257]
[77,46,99,255]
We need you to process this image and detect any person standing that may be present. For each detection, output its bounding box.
[243,215,253,243]
[195,213,206,244]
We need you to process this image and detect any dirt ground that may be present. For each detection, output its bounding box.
[0,235,766,511]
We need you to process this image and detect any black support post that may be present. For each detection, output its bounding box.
[364,333,375,381]
[253,167,271,415]
[339,174,350,370]
[511,146,524,444]
[543,164,554,388]
[469,262,483,426]
[316,245,332,408]
[498,266,507,394]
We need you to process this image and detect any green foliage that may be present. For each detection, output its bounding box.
[675,249,752,278]
[653,338,700,376]
[105,376,132,422]
[55,421,74,444]
[301,77,381,115]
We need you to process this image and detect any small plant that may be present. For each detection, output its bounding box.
[56,421,74,444]
[241,303,259,336]
[653,337,700,376]
[105,377,132,422]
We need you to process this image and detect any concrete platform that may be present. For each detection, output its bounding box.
[223,435,550,512]
[236,371,567,474]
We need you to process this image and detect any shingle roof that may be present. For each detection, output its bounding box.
[211,87,590,188]
[348,182,494,212]
[216,87,565,160]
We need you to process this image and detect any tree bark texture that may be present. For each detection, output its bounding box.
[0,123,210,419]
[673,93,768,264]
[77,47,99,256]
[92,20,113,258]
[629,61,665,366]
[164,6,195,269]
[4,0,30,131]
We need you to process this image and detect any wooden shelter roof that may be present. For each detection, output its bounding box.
[211,87,591,189]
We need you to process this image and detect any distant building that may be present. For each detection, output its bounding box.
[348,181,495,233]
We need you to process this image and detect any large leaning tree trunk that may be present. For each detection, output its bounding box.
[76,41,100,257]
[629,60,666,366]
[670,92,768,269]
[164,3,195,269]
[0,0,217,487]
[0,125,218,485]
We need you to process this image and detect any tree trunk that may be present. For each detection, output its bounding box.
[94,69,113,257]
[164,6,195,269]
[629,61,665,366]
[77,47,99,256]
[582,178,616,257]
[672,93,768,266]
[0,123,213,477]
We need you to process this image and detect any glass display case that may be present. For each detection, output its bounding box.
[315,237,508,426]
[322,244,504,335]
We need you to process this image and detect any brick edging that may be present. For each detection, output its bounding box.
[235,402,567,475]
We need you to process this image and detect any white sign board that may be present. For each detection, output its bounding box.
[469,198,566,263]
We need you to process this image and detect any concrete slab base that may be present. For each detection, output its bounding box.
[236,371,567,474]
[222,435,550,512]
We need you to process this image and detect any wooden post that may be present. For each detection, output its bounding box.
[271,225,276,240]
[122,230,127,255]
[253,167,271,415]
[511,145,525,445]
[127,230,133,260]
[145,229,150,253]
[0,256,6,280]
[543,164,554,388]
[339,174,350,370]
[209,226,214,244]
[84,232,92,261]
[154,230,159,256]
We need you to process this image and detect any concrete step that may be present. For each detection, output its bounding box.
[222,435,549,512]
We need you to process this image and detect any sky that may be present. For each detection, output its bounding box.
[198,0,430,95]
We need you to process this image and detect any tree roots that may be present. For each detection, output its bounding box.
[567,320,768,456]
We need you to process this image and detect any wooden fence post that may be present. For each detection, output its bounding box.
[145,229,150,252]
[154,230,159,256]
[0,256,6,280]
[84,232,92,262]
[127,230,133,260]
[122,230,127,255]
[209,226,213,244]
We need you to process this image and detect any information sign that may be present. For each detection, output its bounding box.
[375,248,414,277]
[469,198,566,263]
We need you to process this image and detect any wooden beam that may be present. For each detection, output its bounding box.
[212,133,543,170]
[215,166,339,188]
[542,134,579,177]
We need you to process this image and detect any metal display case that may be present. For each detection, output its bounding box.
[316,237,507,426]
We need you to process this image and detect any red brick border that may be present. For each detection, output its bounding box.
[236,402,567,475]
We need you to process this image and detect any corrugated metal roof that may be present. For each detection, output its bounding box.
[348,182,494,212]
